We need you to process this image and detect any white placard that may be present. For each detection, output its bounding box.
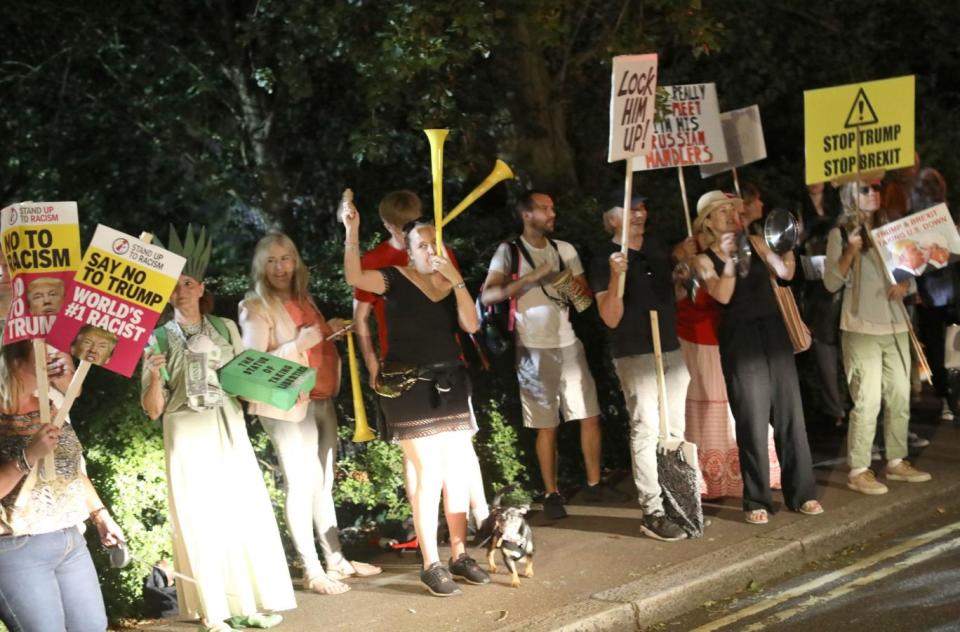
[632,83,727,171]
[699,105,767,177]
[608,54,658,162]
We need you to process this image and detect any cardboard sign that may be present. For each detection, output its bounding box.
[608,54,659,162]
[633,83,728,171]
[0,202,81,343]
[803,75,915,184]
[869,204,960,283]
[699,105,767,178]
[46,225,184,377]
[219,350,316,411]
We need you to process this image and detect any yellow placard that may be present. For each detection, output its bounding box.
[1,223,80,275]
[803,75,914,184]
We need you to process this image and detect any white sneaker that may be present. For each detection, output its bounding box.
[941,399,954,421]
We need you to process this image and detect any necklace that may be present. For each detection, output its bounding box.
[180,320,203,337]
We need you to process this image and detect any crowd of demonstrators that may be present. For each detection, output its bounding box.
[239,233,381,596]
[343,199,492,597]
[142,228,295,631]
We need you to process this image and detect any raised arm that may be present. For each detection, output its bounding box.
[699,246,736,305]
[342,200,386,294]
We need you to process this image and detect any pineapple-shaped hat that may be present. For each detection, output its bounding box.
[157,224,212,281]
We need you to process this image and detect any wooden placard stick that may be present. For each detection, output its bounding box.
[617,160,633,298]
[677,166,692,237]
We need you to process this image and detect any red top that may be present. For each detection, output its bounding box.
[676,286,720,345]
[353,240,460,359]
[285,299,340,399]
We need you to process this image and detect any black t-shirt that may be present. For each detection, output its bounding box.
[589,237,679,358]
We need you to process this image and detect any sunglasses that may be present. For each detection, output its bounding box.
[859,183,883,194]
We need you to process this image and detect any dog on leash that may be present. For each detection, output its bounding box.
[480,490,534,588]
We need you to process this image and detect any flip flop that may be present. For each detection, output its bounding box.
[226,613,283,629]
[326,560,383,581]
[799,500,824,516]
[303,574,351,595]
[745,509,768,525]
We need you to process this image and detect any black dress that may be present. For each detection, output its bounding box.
[377,267,474,441]
[706,249,817,513]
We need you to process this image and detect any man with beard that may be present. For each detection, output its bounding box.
[481,191,625,521]
[590,196,690,541]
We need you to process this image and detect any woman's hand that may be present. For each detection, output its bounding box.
[327,318,347,334]
[295,325,323,351]
[25,423,60,466]
[143,348,167,382]
[342,199,360,237]
[46,352,70,380]
[430,255,462,285]
[845,229,863,255]
[91,509,125,547]
[887,280,911,301]
[672,237,698,263]
[719,232,737,258]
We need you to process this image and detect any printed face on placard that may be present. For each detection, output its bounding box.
[26,277,65,316]
[71,325,118,366]
[924,242,950,265]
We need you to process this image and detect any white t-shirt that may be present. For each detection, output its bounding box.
[488,237,583,349]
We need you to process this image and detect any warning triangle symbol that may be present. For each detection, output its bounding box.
[844,88,879,128]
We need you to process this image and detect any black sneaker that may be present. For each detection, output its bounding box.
[581,482,630,503]
[640,513,687,542]
[420,562,462,597]
[542,493,567,520]
[449,553,491,585]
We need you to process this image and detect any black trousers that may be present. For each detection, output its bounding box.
[719,315,818,512]
[917,304,951,399]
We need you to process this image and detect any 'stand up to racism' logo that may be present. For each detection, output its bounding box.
[7,207,18,226]
[112,238,130,255]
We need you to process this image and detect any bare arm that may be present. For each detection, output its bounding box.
[432,256,479,334]
[479,246,552,306]
[699,253,736,305]
[141,346,166,421]
[82,475,124,546]
[0,423,60,499]
[596,252,627,328]
[353,299,380,388]
[342,201,386,294]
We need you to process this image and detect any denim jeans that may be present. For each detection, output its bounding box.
[0,526,108,632]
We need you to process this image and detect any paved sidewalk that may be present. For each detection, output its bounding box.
[139,402,960,632]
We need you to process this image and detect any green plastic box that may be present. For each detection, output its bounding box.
[219,350,316,411]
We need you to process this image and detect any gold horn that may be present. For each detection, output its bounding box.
[424,129,449,254]
[342,320,375,442]
[441,159,515,227]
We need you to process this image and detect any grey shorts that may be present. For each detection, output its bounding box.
[516,340,601,428]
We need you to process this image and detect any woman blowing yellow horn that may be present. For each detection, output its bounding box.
[239,233,381,596]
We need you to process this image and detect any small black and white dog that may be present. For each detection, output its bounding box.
[480,490,534,587]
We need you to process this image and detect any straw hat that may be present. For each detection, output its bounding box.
[693,190,743,235]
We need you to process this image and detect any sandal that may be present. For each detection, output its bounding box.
[745,509,769,525]
[799,500,824,516]
[303,573,351,595]
[226,613,283,629]
[326,560,383,581]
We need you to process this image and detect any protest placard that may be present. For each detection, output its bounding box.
[45,225,185,377]
[699,105,767,178]
[0,202,81,344]
[869,204,959,283]
[633,83,728,171]
[804,75,915,184]
[608,53,658,162]
[219,350,316,411]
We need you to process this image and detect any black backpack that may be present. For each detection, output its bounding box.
[474,238,566,359]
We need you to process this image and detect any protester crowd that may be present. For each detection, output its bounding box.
[0,156,952,630]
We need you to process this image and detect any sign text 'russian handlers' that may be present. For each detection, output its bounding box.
[45,225,185,378]
[608,53,658,162]
[632,83,727,171]
[0,202,81,343]
[803,75,915,184]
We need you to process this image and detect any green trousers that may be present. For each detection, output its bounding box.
[841,330,910,469]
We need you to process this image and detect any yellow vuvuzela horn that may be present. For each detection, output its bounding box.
[424,129,449,254]
[339,320,375,442]
[441,159,515,227]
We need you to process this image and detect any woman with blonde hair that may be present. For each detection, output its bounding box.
[0,340,124,631]
[343,198,491,596]
[825,177,932,495]
[694,191,821,525]
[239,232,380,595]
[143,226,295,631]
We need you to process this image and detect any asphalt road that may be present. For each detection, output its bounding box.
[658,507,960,632]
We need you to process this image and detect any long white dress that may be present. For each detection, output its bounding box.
[145,317,296,623]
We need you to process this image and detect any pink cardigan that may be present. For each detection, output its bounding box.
[238,295,311,422]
